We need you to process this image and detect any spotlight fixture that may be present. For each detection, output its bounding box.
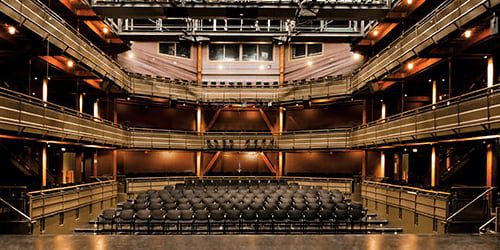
[353,52,362,60]
[102,26,109,34]
[412,148,418,153]
[372,30,379,36]
[406,62,414,70]
[464,29,472,38]
[306,61,313,66]
[407,0,413,4]
[218,65,224,70]
[127,52,134,59]
[67,60,74,68]
[7,25,16,35]
[259,65,265,70]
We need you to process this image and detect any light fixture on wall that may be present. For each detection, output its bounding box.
[7,25,16,35]
[218,65,224,70]
[464,29,472,38]
[67,60,74,68]
[259,65,265,70]
[406,62,414,70]
[127,52,134,59]
[352,52,362,60]
[102,26,109,34]
[372,29,379,37]
[306,61,313,67]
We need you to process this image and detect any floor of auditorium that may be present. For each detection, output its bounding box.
[2,234,498,250]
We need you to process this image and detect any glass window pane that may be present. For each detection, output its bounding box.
[242,44,258,61]
[258,44,273,61]
[209,44,224,61]
[292,44,306,59]
[159,43,175,56]
[307,44,322,56]
[224,44,240,61]
[177,42,191,58]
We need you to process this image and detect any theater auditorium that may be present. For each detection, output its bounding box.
[0,0,499,248]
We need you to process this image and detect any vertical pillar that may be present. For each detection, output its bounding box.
[42,79,48,102]
[197,43,203,84]
[112,150,117,180]
[42,145,47,187]
[78,94,83,113]
[486,143,494,187]
[277,107,285,176]
[361,150,367,178]
[279,44,285,84]
[93,99,99,118]
[92,151,98,177]
[113,99,118,123]
[487,57,494,88]
[196,152,202,177]
[75,151,83,182]
[432,80,437,105]
[196,106,202,133]
[431,146,438,187]
[379,151,385,179]
[446,148,452,171]
[381,103,386,120]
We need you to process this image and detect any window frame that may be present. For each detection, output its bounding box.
[290,43,323,60]
[208,43,273,62]
[158,42,192,59]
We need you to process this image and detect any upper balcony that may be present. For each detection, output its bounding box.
[89,0,393,20]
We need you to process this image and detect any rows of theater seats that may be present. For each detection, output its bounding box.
[97,180,367,234]
[206,139,275,150]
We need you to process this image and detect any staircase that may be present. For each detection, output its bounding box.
[444,186,496,233]
[440,146,478,183]
[0,144,55,184]
[0,187,34,234]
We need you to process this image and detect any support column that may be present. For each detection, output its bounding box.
[78,94,83,113]
[42,145,47,187]
[362,100,367,125]
[432,80,437,105]
[93,99,100,119]
[379,151,385,179]
[75,151,83,183]
[112,150,117,180]
[196,152,202,177]
[113,99,118,124]
[277,107,285,176]
[92,151,98,177]
[381,102,386,120]
[431,146,438,187]
[42,79,48,102]
[487,57,494,88]
[197,43,203,84]
[279,44,285,84]
[361,150,367,179]
[486,143,494,187]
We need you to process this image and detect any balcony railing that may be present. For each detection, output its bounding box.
[350,0,496,91]
[1,84,500,149]
[130,73,350,103]
[0,87,128,146]
[126,176,354,196]
[351,85,500,147]
[27,180,117,219]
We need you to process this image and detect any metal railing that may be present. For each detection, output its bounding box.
[0,197,36,234]
[351,84,500,147]
[0,87,128,146]
[27,180,117,219]
[350,0,497,91]
[126,176,354,195]
[362,181,450,220]
[445,187,496,223]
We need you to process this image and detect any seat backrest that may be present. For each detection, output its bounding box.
[242,209,257,220]
[304,209,318,220]
[288,210,303,220]
[335,209,349,220]
[194,209,209,220]
[257,209,272,220]
[119,209,134,220]
[136,209,151,220]
[210,209,225,221]
[226,209,241,220]
[180,210,194,220]
[166,209,181,220]
[319,209,333,220]
[151,209,167,220]
[273,209,288,220]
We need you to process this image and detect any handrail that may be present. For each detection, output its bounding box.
[478,215,497,233]
[445,187,496,223]
[28,180,116,197]
[363,180,450,197]
[354,84,500,130]
[0,197,35,223]
[127,176,353,182]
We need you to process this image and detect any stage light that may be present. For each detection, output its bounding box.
[67,60,74,68]
[353,52,362,60]
[406,62,414,70]
[464,29,472,38]
[7,25,16,35]
[306,61,313,66]
[102,26,109,34]
[373,30,379,36]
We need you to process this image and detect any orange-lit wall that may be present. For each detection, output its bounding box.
[285,151,363,176]
[118,151,196,175]
[116,102,196,130]
[285,103,363,130]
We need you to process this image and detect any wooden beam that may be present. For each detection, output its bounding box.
[202,151,221,176]
[205,108,222,132]
[260,152,277,175]
[258,109,274,132]
[279,45,285,84]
